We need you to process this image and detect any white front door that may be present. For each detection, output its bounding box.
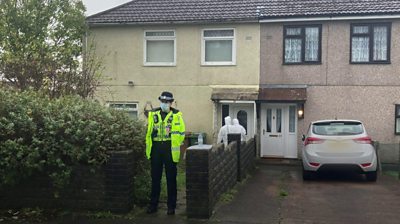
[229,104,255,140]
[261,104,297,158]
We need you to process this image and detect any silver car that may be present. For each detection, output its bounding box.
[302,120,378,181]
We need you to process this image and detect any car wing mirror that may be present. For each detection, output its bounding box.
[301,134,306,141]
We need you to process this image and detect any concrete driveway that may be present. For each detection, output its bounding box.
[212,163,400,224]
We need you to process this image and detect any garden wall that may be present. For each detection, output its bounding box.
[0,150,135,213]
[186,136,256,219]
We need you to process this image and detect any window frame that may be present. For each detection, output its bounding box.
[282,24,322,65]
[350,23,391,64]
[201,28,236,66]
[143,30,176,66]
[395,105,400,135]
[108,102,139,119]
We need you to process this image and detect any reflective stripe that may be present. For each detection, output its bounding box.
[170,131,185,135]
[147,110,185,163]
[152,110,173,141]
[153,136,171,141]
[172,147,180,151]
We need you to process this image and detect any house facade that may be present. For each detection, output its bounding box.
[87,0,262,143]
[257,1,400,161]
[88,0,400,162]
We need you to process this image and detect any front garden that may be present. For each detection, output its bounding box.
[0,87,152,220]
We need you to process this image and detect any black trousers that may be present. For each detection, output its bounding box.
[149,141,177,209]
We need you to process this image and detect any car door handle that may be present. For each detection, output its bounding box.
[269,134,278,137]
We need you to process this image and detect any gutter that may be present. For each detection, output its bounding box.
[260,14,400,23]
[87,19,259,27]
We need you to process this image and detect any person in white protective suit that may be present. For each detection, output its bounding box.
[231,118,247,141]
[217,116,232,146]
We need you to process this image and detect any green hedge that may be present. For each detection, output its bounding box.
[0,88,149,202]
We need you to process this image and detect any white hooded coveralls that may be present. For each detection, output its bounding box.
[231,118,247,141]
[217,116,232,146]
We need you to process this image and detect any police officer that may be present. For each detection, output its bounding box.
[145,91,185,215]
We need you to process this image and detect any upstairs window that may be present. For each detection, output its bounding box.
[283,25,322,64]
[144,30,176,66]
[202,28,236,65]
[351,23,391,64]
[109,102,138,119]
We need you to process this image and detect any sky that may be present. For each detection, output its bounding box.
[82,0,131,16]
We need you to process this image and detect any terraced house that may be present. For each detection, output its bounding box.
[87,0,400,162]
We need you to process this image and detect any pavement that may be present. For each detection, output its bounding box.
[5,161,400,224]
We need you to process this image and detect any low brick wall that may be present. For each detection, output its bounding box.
[239,138,256,181]
[378,143,400,165]
[186,138,256,219]
[0,150,135,213]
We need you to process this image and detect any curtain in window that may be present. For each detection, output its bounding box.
[287,28,301,35]
[353,26,369,34]
[373,26,388,61]
[205,40,232,62]
[305,27,319,61]
[266,109,272,132]
[285,39,301,63]
[147,40,174,62]
[289,106,296,133]
[276,109,282,133]
[352,37,369,62]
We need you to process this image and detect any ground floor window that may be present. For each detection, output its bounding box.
[109,102,138,119]
[395,105,400,135]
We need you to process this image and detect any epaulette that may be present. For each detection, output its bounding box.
[171,107,180,114]
[152,107,162,112]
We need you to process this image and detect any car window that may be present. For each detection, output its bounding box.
[312,121,364,136]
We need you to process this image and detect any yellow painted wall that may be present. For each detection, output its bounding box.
[90,23,260,143]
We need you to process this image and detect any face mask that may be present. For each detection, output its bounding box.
[160,102,170,112]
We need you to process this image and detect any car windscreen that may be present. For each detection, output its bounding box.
[312,121,364,136]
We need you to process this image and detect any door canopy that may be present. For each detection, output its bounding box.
[259,84,307,102]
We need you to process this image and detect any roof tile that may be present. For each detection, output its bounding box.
[87,0,400,24]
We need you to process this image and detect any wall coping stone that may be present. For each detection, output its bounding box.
[188,145,213,151]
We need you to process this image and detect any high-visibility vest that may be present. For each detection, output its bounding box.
[146,108,185,163]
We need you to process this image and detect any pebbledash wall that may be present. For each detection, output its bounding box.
[186,136,256,219]
[260,20,400,164]
[0,151,135,213]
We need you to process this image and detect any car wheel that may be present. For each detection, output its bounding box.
[302,169,316,181]
[365,171,377,182]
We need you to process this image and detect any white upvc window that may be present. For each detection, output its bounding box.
[202,28,236,66]
[108,102,139,119]
[144,30,176,66]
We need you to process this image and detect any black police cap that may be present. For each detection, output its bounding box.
[158,91,174,102]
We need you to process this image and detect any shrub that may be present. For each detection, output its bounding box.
[0,88,149,201]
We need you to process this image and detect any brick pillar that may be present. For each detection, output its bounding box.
[186,145,212,219]
[104,150,135,213]
[228,134,242,181]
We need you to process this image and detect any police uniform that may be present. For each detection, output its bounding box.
[145,92,185,215]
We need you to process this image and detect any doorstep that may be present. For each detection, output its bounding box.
[257,158,302,166]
